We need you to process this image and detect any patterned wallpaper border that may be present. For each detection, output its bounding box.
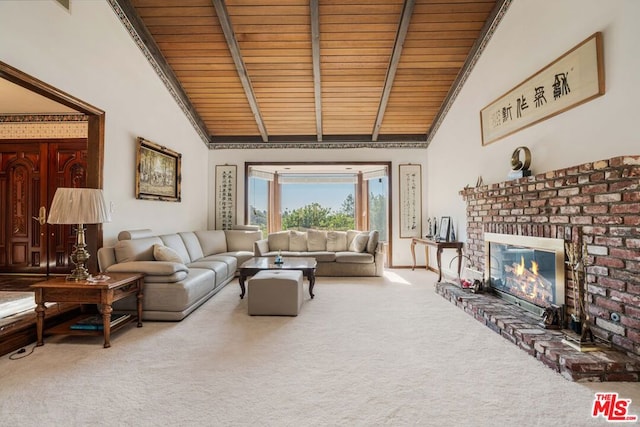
[0,114,88,123]
[0,122,88,139]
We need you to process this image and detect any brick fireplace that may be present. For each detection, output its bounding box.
[451,155,640,376]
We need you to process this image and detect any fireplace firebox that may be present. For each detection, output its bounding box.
[484,233,565,317]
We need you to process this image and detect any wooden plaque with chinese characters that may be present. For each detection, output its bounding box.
[480,32,604,146]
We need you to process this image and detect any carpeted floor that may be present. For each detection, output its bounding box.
[0,269,638,426]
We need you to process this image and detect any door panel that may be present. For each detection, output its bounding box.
[0,142,45,274]
[0,139,87,275]
[47,141,87,275]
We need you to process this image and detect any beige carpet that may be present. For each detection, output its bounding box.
[1,269,638,426]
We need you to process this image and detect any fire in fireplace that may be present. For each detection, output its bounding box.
[484,233,565,317]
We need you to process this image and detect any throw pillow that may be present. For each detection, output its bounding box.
[349,233,369,253]
[346,230,360,248]
[326,231,348,252]
[153,244,183,263]
[268,230,290,251]
[367,230,379,254]
[289,230,308,251]
[307,229,327,251]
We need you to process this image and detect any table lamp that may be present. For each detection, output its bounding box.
[47,188,111,281]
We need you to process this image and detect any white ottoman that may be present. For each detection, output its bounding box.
[248,270,304,316]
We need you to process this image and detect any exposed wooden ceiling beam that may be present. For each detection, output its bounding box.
[371,0,415,142]
[211,0,269,143]
[310,0,323,142]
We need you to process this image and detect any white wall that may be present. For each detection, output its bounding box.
[0,1,210,245]
[426,0,640,277]
[209,148,427,267]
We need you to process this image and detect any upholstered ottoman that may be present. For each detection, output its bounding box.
[248,270,303,316]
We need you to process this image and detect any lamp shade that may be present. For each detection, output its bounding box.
[47,188,111,225]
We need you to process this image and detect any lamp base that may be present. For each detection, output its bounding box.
[67,224,91,281]
[66,266,91,281]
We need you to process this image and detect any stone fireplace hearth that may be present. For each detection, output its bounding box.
[447,155,640,381]
[435,282,640,381]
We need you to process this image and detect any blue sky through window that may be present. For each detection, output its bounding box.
[281,183,353,212]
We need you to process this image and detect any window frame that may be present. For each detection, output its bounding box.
[244,161,391,244]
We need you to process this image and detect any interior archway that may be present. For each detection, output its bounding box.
[0,60,105,273]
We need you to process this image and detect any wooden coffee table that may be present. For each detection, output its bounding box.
[238,257,317,299]
[31,273,144,348]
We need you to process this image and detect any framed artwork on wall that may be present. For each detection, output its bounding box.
[399,164,422,238]
[135,137,181,202]
[480,32,604,145]
[215,164,236,230]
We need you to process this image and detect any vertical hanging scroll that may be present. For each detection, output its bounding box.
[215,165,236,230]
[399,164,422,238]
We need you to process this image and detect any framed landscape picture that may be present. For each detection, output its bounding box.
[135,137,182,202]
[399,164,422,238]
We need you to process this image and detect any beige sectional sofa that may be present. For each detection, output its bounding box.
[97,228,261,321]
[254,229,384,276]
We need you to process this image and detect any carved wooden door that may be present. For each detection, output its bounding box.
[0,139,87,275]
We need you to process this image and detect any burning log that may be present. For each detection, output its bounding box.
[504,256,554,306]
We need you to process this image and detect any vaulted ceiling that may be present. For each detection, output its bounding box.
[111,0,508,148]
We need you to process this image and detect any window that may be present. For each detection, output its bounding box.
[246,163,389,241]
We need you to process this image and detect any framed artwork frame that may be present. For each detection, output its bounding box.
[215,164,237,230]
[480,32,604,145]
[135,137,181,202]
[399,164,422,238]
[438,216,451,242]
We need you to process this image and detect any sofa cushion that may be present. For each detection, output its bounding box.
[188,260,229,287]
[118,229,154,241]
[349,233,369,253]
[335,251,374,264]
[105,260,188,276]
[159,234,191,263]
[326,231,347,252]
[141,268,215,312]
[114,237,163,263]
[180,232,205,261]
[225,229,262,252]
[307,229,327,251]
[153,244,184,263]
[306,251,337,262]
[346,230,360,248]
[200,254,238,274]
[289,231,308,251]
[194,230,227,256]
[268,230,290,251]
[367,230,379,254]
[144,271,189,283]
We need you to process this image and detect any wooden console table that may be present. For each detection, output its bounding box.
[410,238,463,282]
[31,273,144,348]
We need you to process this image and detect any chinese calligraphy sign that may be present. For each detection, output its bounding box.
[399,164,422,239]
[215,165,236,230]
[480,32,604,146]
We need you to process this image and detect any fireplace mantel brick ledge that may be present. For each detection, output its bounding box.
[452,155,640,381]
[436,283,640,382]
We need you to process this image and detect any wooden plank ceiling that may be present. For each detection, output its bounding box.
[118,0,502,148]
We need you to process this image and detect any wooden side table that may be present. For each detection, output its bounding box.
[410,238,463,282]
[31,273,144,348]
